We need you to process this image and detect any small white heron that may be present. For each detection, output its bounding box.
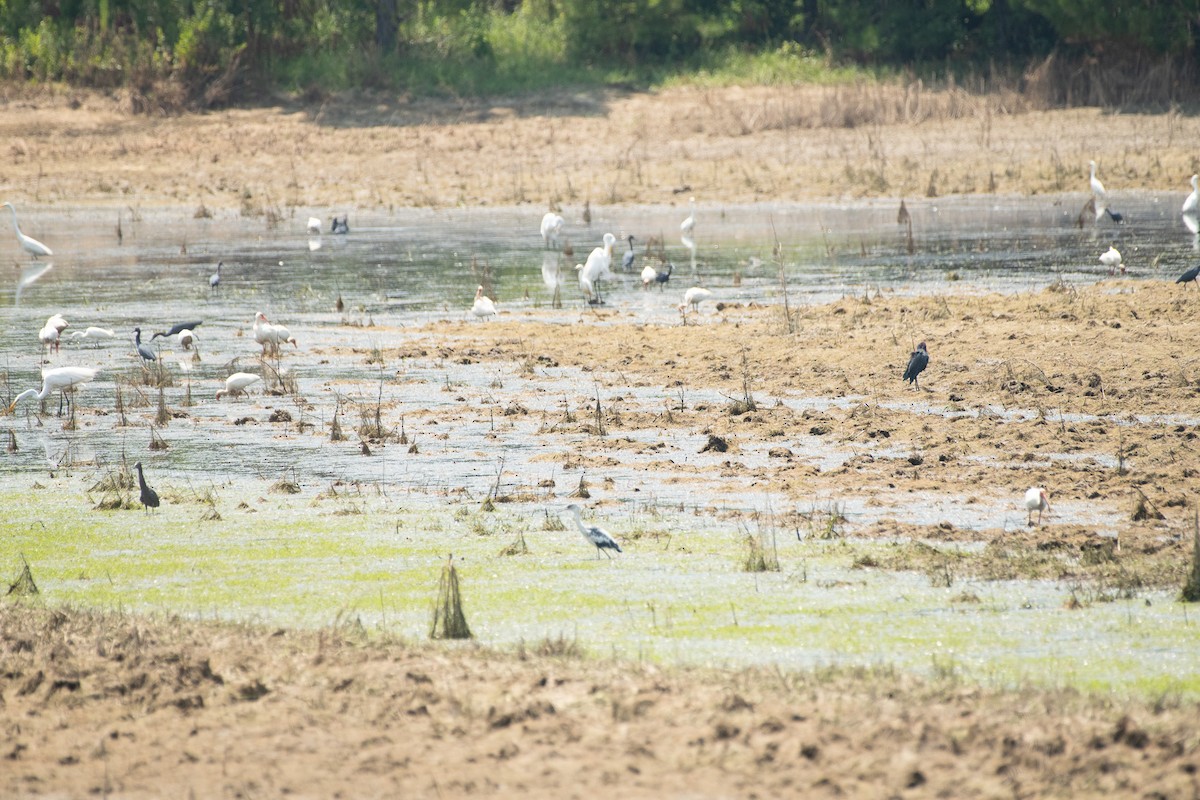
[1024,487,1050,527]
[471,285,497,319]
[2,202,52,258]
[564,503,622,558]
[216,372,262,400]
[1184,175,1199,216]
[680,196,696,236]
[4,366,99,416]
[306,217,322,235]
[680,286,713,312]
[540,212,564,249]
[67,327,115,345]
[1099,245,1123,274]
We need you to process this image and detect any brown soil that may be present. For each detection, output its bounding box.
[3,86,1200,796]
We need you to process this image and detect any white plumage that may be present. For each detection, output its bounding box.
[1184,175,1199,216]
[540,212,564,248]
[680,286,713,312]
[1024,487,1051,527]
[471,285,497,319]
[680,196,696,236]
[565,503,622,558]
[577,233,617,302]
[306,216,322,235]
[5,366,99,415]
[2,202,52,258]
[1099,246,1122,274]
[216,372,262,400]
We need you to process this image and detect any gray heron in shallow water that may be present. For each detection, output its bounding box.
[565,504,622,558]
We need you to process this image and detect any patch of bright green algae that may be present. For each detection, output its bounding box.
[3,485,1198,699]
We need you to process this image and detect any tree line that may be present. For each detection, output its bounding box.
[0,0,1194,106]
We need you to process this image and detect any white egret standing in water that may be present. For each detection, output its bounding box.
[4,366,99,416]
[2,202,52,258]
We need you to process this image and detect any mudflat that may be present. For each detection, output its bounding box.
[2,85,1199,797]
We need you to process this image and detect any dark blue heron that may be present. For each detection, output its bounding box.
[331,215,350,234]
[132,327,157,363]
[134,461,160,512]
[1177,265,1200,287]
[903,341,929,390]
[151,320,203,341]
[622,235,636,271]
[209,261,222,291]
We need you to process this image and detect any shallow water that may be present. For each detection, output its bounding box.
[2,195,1196,697]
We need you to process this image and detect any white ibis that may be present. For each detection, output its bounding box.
[209,261,222,291]
[903,342,929,390]
[5,366,99,416]
[1099,245,1123,274]
[176,329,198,351]
[540,212,564,249]
[1,202,52,258]
[46,313,68,334]
[470,285,497,319]
[306,216,322,235]
[564,504,622,558]
[680,286,713,312]
[134,462,160,513]
[38,323,61,355]
[216,372,262,400]
[253,311,297,353]
[680,197,696,236]
[1024,487,1050,527]
[1184,175,1200,216]
[640,263,657,288]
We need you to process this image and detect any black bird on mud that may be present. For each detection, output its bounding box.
[151,320,203,340]
[903,341,929,390]
[1177,265,1200,287]
[134,461,160,512]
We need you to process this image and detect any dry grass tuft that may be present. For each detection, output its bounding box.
[6,554,39,596]
[430,556,472,640]
[1182,512,1200,603]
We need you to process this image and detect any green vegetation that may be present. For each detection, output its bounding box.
[0,1,1194,107]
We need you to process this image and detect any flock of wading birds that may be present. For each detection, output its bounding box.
[4,162,1199,542]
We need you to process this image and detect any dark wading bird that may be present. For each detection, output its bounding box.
[209,262,222,291]
[622,235,636,271]
[134,461,160,512]
[132,327,157,363]
[565,503,622,559]
[903,341,929,390]
[1177,265,1200,287]
[151,320,203,341]
[331,215,350,234]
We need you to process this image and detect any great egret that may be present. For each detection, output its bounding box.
[622,235,636,271]
[209,261,222,291]
[2,202,52,259]
[903,342,929,390]
[134,462,160,513]
[1099,245,1123,274]
[470,285,497,320]
[1184,175,1199,216]
[1177,265,1200,287]
[5,366,99,416]
[680,196,696,236]
[1024,487,1050,527]
[564,503,622,558]
[331,215,350,234]
[1088,161,1123,222]
[680,286,713,312]
[216,372,262,400]
[577,233,617,303]
[540,212,564,249]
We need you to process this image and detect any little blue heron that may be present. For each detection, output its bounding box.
[134,461,160,513]
[903,342,929,390]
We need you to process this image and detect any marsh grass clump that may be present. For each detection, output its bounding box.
[499,531,530,556]
[520,633,583,659]
[155,386,170,426]
[6,554,38,596]
[430,556,472,640]
[149,426,169,451]
[1182,512,1200,603]
[741,520,780,572]
[541,509,566,531]
[271,479,301,494]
